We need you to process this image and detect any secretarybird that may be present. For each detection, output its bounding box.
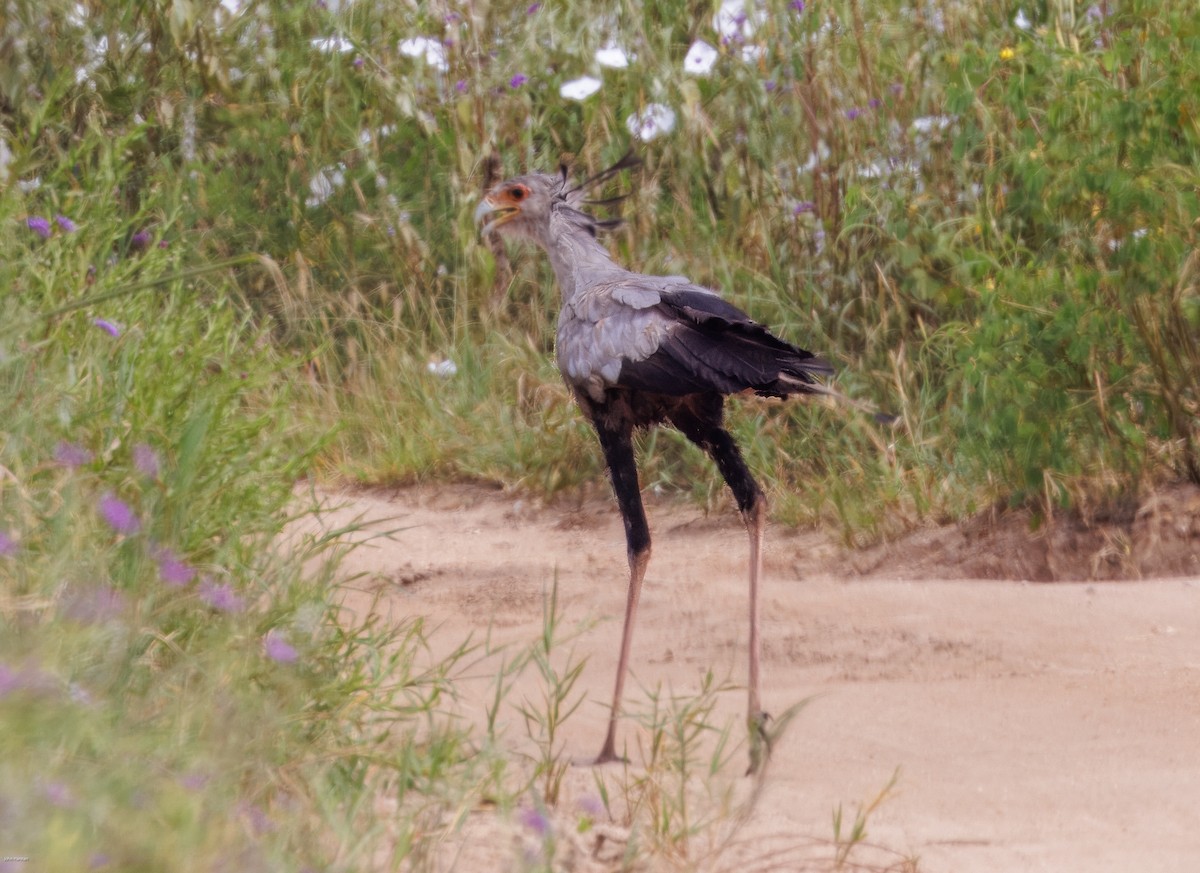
[475,153,833,768]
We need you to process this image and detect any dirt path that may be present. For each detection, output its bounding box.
[313,484,1200,873]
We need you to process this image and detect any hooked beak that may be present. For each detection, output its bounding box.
[473,197,518,236]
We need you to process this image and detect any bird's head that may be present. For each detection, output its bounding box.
[473,172,561,239]
[474,152,640,245]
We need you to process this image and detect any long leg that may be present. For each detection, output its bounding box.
[593,417,651,764]
[669,400,767,719]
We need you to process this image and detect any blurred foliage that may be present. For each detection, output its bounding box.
[3,0,1198,519]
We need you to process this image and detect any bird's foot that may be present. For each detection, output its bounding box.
[746,710,773,776]
[589,753,628,766]
[588,745,628,767]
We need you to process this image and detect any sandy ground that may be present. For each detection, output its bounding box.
[310,484,1200,873]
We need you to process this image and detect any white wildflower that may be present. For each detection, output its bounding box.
[926,3,945,34]
[312,35,354,53]
[910,115,953,135]
[683,40,718,76]
[306,164,346,208]
[798,141,830,174]
[856,156,919,181]
[595,43,630,68]
[714,0,764,41]
[399,36,449,71]
[560,75,602,101]
[626,104,677,141]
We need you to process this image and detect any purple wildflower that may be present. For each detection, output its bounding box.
[264,631,299,664]
[154,547,196,587]
[130,230,151,251]
[0,530,17,557]
[55,440,93,468]
[0,662,53,698]
[526,2,540,13]
[764,80,777,92]
[0,664,24,696]
[845,107,862,120]
[133,442,160,478]
[519,806,551,838]
[890,81,904,95]
[55,214,77,232]
[509,73,528,88]
[868,97,882,109]
[27,216,52,239]
[42,780,75,808]
[790,0,805,11]
[99,493,140,535]
[63,584,126,623]
[353,56,364,69]
[92,318,122,338]
[157,239,168,249]
[238,801,274,836]
[793,201,816,215]
[455,79,468,93]
[179,771,210,791]
[576,794,605,817]
[199,577,244,613]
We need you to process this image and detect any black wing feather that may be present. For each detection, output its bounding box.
[618,289,833,398]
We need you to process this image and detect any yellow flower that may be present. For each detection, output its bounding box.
[999,47,1015,61]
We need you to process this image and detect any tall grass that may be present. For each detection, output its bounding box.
[9,0,1191,526]
[2,0,1198,867]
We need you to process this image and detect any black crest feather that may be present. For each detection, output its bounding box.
[557,150,641,235]
[563,150,641,198]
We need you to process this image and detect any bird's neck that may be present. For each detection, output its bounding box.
[539,216,627,302]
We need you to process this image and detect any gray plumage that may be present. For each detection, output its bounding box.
[475,165,832,406]
[475,155,832,769]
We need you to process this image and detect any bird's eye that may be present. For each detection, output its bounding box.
[510,185,528,201]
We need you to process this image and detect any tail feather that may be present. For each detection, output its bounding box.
[796,379,900,425]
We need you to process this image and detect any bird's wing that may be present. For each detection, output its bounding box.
[557,279,671,394]
[557,276,831,400]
